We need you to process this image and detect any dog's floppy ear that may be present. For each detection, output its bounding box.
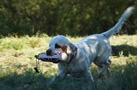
[66,43,77,56]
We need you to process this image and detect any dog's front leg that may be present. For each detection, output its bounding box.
[84,69,94,82]
[51,70,68,83]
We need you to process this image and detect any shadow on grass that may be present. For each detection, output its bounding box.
[0,69,52,90]
[112,45,137,56]
[0,60,137,90]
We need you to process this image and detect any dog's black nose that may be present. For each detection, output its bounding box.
[46,49,52,56]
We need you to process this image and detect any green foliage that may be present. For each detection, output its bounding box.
[0,0,137,36]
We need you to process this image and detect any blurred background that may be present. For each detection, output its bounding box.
[0,0,137,36]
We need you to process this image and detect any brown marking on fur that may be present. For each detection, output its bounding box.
[55,43,61,48]
[61,45,67,52]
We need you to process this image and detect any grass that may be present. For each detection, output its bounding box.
[0,34,137,90]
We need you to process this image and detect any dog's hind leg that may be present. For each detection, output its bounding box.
[97,59,111,78]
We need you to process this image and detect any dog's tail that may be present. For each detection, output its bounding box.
[102,6,135,38]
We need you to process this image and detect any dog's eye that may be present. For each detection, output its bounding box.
[55,43,61,48]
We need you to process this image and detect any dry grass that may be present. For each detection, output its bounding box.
[0,34,137,89]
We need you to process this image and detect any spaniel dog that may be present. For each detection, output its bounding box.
[46,6,134,82]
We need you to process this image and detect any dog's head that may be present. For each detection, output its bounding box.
[46,35,77,61]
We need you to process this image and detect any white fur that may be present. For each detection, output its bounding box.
[102,6,134,38]
[48,6,134,82]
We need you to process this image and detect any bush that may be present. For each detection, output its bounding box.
[0,0,137,36]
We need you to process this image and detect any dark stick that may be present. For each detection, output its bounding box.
[34,67,39,73]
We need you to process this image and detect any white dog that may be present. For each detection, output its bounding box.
[46,6,134,82]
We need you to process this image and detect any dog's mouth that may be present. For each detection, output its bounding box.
[46,48,69,61]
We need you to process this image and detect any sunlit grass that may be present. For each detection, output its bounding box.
[0,34,137,89]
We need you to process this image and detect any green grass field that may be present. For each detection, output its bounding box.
[0,34,137,90]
